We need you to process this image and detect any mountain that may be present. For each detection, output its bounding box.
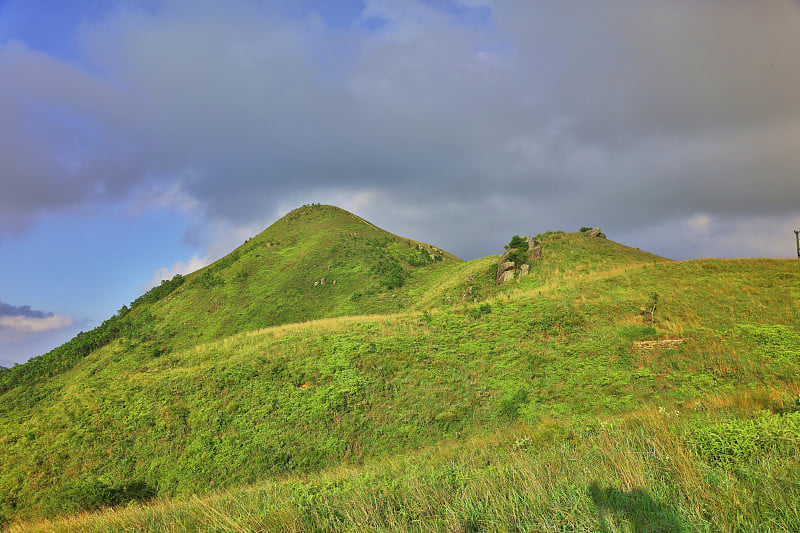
[0,204,463,393]
[1,206,799,531]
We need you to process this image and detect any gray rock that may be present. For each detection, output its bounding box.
[584,228,606,238]
[498,261,515,274]
[496,261,516,284]
[465,275,475,285]
[500,270,515,284]
[519,264,530,277]
[530,247,542,260]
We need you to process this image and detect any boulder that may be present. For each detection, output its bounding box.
[497,236,544,284]
[465,275,475,285]
[525,236,539,249]
[496,261,516,284]
[584,228,606,238]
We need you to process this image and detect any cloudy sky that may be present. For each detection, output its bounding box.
[1,0,799,366]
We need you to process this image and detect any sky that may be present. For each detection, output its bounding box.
[1,0,799,366]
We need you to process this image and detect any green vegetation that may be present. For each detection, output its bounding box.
[504,234,529,267]
[1,204,799,531]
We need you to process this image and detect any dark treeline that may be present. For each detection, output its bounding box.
[0,275,184,393]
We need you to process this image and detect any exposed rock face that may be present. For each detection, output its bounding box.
[583,228,606,238]
[465,275,475,285]
[496,236,542,284]
[496,261,516,284]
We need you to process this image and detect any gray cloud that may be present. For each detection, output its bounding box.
[2,0,799,259]
[0,300,73,346]
[0,300,52,319]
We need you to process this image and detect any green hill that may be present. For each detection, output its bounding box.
[0,204,463,393]
[2,207,799,531]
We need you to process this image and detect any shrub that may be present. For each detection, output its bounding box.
[467,303,492,320]
[504,235,530,267]
[505,235,529,252]
[372,258,408,289]
[499,388,529,419]
[57,480,156,513]
[640,293,659,324]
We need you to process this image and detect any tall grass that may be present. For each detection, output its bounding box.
[11,390,800,532]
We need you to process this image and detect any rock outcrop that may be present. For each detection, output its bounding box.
[496,236,542,284]
[495,261,516,284]
[583,228,606,238]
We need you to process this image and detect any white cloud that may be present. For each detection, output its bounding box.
[145,254,209,290]
[685,214,712,239]
[0,314,73,335]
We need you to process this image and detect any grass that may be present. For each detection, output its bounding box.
[10,391,800,532]
[1,205,799,530]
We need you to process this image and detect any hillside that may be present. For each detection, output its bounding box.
[2,207,799,531]
[0,205,463,393]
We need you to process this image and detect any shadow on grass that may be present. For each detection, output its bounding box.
[589,481,686,532]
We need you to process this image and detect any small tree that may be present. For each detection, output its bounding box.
[505,235,529,267]
[641,292,659,324]
[506,235,529,252]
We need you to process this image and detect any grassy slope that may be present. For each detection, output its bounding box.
[0,204,462,395]
[2,216,800,531]
[109,203,464,350]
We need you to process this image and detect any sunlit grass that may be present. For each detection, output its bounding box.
[11,387,800,532]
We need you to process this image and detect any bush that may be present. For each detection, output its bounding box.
[57,480,157,513]
[499,388,529,419]
[467,304,492,320]
[506,249,528,267]
[505,235,529,252]
[640,293,659,324]
[130,274,185,308]
[406,248,437,267]
[372,258,408,289]
[504,235,530,267]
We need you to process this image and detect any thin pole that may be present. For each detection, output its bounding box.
[795,230,800,258]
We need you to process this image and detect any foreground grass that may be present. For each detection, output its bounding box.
[11,387,800,532]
